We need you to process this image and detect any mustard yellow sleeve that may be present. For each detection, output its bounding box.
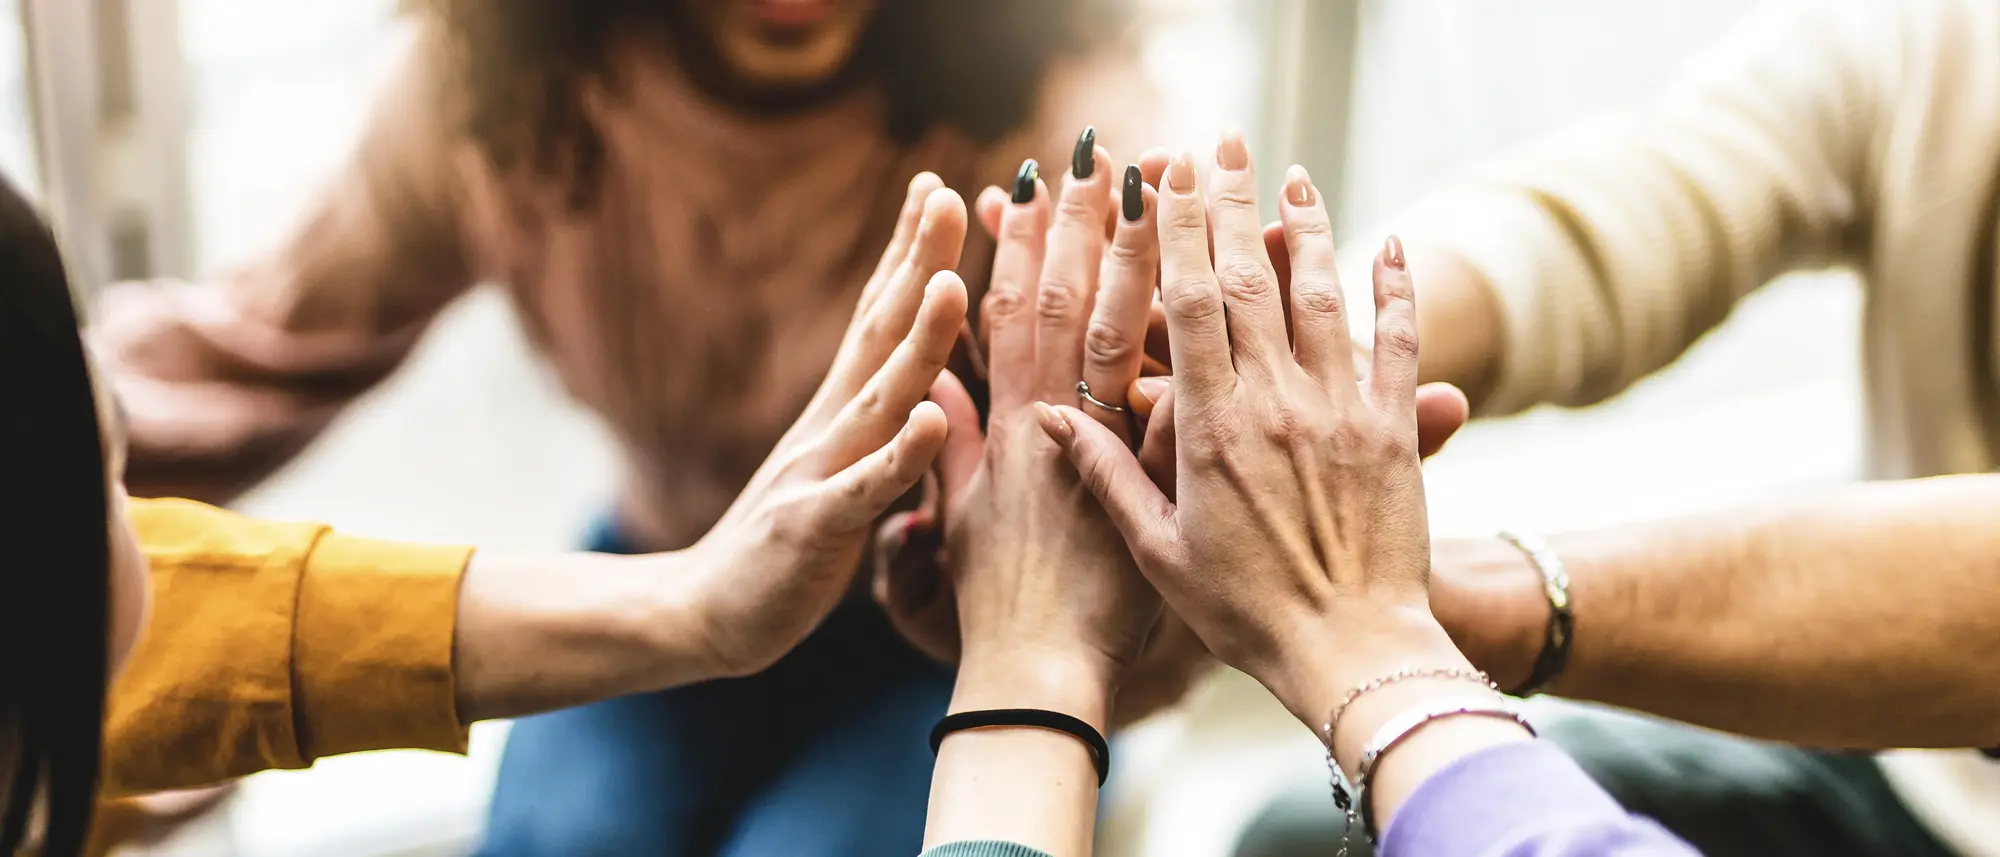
[102,498,473,796]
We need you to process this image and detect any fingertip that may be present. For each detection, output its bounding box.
[1032,401,1073,445]
[902,400,951,450]
[924,269,969,308]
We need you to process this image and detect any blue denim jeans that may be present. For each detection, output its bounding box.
[475,518,955,857]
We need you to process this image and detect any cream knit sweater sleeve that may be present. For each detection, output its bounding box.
[1356,0,1904,415]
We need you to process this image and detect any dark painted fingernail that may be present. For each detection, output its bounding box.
[1012,159,1039,204]
[1072,126,1097,179]
[1384,235,1407,270]
[1122,164,1143,222]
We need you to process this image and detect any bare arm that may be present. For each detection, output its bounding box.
[1353,0,1900,414]
[92,30,477,503]
[1433,473,2000,749]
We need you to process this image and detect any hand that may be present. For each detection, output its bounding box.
[1039,135,1470,732]
[938,148,1165,725]
[677,174,968,678]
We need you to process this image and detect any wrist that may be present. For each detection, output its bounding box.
[953,644,1118,733]
[1262,605,1473,739]
[1428,537,1548,691]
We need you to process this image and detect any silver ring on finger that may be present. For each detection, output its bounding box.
[1076,380,1129,413]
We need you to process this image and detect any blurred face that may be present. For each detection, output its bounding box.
[685,0,881,91]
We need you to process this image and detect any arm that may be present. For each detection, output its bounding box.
[101,499,718,794]
[90,31,477,503]
[1434,473,2000,749]
[104,179,974,794]
[923,142,1163,856]
[1346,0,1898,412]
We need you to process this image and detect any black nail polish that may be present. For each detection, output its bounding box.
[1072,126,1096,179]
[1012,159,1039,204]
[1121,164,1143,222]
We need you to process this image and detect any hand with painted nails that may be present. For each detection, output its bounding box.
[1037,132,1494,759]
[676,177,967,678]
[924,142,1167,735]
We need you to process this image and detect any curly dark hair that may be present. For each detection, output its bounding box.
[404,0,1132,207]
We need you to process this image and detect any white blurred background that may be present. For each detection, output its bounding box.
[5,0,1858,854]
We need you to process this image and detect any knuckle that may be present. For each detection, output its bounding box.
[1163,278,1225,322]
[1084,319,1137,366]
[1001,215,1044,245]
[1035,276,1085,322]
[1215,253,1276,303]
[1291,278,1345,316]
[1055,193,1101,224]
[1261,404,1307,444]
[1375,322,1420,362]
[1210,187,1259,212]
[983,287,1029,323]
[1106,235,1153,264]
[1286,218,1335,240]
[1164,204,1207,234]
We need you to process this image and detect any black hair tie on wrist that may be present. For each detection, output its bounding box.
[930,709,1111,786]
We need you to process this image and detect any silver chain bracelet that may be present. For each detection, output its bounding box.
[1320,667,1498,856]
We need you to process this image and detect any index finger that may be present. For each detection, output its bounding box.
[1155,151,1234,405]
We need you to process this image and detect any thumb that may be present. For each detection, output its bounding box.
[1036,402,1176,561]
[1415,382,1470,459]
[930,370,984,505]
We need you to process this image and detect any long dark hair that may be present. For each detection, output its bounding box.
[404,0,1131,207]
[0,175,109,857]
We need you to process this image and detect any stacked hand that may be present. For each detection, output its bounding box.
[675,174,969,679]
[1040,133,1484,767]
[877,141,1470,727]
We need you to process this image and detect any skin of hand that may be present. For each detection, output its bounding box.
[1040,133,1528,828]
[875,154,1473,723]
[453,175,970,719]
[921,146,1166,856]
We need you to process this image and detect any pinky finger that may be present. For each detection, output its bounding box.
[812,402,950,534]
[1368,235,1420,422]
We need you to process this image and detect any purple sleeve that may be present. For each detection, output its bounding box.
[1380,740,1699,857]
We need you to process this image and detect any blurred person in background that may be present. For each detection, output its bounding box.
[85,1,1158,855]
[1236,0,2000,855]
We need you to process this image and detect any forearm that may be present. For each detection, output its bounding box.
[453,551,712,722]
[923,652,1112,857]
[1435,474,2000,747]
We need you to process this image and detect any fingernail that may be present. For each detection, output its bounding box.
[1122,164,1143,222]
[1072,126,1097,179]
[1012,159,1039,204]
[1033,401,1073,443]
[1134,376,1169,405]
[1384,235,1407,270]
[1284,164,1315,207]
[1166,152,1197,193]
[1217,128,1250,171]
